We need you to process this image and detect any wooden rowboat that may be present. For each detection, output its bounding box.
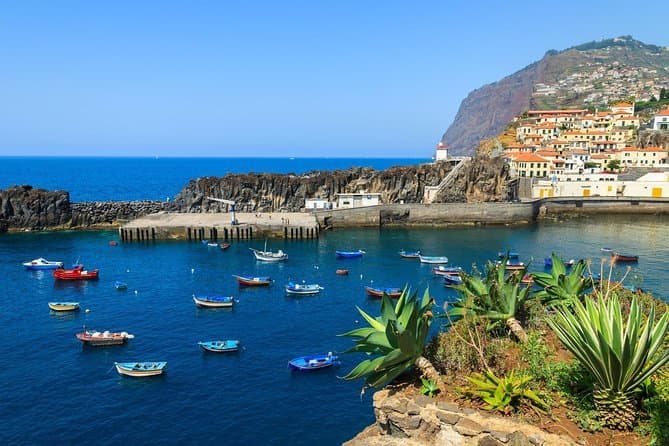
[611,252,639,263]
[365,286,402,298]
[48,302,80,312]
[232,275,272,286]
[193,295,235,308]
[115,361,166,377]
[288,353,338,371]
[198,340,240,353]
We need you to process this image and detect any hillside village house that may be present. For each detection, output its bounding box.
[532,171,669,199]
[505,153,550,178]
[653,108,669,130]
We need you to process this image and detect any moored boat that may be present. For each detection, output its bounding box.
[443,275,463,286]
[193,295,235,308]
[109,241,118,246]
[335,269,349,275]
[398,250,421,259]
[611,252,639,263]
[115,281,128,290]
[365,286,402,298]
[76,329,134,346]
[285,282,323,295]
[419,255,449,264]
[432,265,463,276]
[53,265,99,280]
[48,302,80,312]
[198,340,240,352]
[232,275,272,286]
[336,250,365,259]
[497,251,520,259]
[501,261,526,271]
[288,352,338,371]
[114,361,166,377]
[544,258,575,268]
[220,243,230,250]
[23,258,64,270]
[250,241,287,262]
[207,242,219,247]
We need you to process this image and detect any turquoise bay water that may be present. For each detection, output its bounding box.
[2,218,668,445]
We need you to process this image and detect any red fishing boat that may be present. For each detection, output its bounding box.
[611,252,639,263]
[232,274,272,286]
[52,265,99,280]
[335,269,349,275]
[365,286,402,298]
[75,329,133,346]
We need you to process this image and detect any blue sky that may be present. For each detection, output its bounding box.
[1,1,667,158]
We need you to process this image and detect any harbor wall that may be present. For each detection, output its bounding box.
[539,197,669,217]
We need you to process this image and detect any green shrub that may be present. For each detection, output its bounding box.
[464,370,548,414]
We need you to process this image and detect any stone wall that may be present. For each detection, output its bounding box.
[344,389,576,446]
[70,201,169,228]
[0,185,71,231]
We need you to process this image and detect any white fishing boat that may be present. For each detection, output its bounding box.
[285,282,323,295]
[419,255,449,264]
[250,241,287,262]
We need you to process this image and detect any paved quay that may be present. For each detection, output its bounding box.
[120,212,319,241]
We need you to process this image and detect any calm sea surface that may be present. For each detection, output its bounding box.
[1,158,668,445]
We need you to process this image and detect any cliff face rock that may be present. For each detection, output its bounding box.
[637,129,669,149]
[0,185,71,231]
[171,160,507,212]
[71,201,169,227]
[442,36,669,155]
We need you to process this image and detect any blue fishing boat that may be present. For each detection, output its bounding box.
[497,251,520,259]
[336,250,365,258]
[285,282,323,295]
[115,281,128,290]
[198,340,240,353]
[365,286,402,298]
[288,352,338,371]
[232,275,272,286]
[432,266,463,276]
[22,258,64,270]
[114,361,167,377]
[544,258,575,268]
[443,275,463,286]
[193,295,235,308]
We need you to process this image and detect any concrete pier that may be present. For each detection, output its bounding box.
[119,212,319,241]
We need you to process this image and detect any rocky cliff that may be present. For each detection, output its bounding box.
[171,159,510,212]
[71,201,169,228]
[442,36,669,155]
[0,185,71,231]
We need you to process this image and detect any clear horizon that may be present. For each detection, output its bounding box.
[1,1,667,158]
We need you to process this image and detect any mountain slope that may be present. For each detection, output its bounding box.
[441,36,669,155]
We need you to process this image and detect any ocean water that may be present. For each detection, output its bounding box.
[0,157,430,202]
[1,158,668,445]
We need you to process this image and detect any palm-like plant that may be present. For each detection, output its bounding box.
[531,253,590,307]
[445,259,531,343]
[547,294,669,429]
[339,288,443,391]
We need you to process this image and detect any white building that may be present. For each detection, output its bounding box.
[304,198,333,210]
[336,192,381,209]
[435,142,449,161]
[652,108,669,131]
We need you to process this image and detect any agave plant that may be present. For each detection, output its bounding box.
[466,370,548,414]
[445,259,531,343]
[339,288,443,391]
[547,294,669,429]
[420,378,439,397]
[531,253,590,307]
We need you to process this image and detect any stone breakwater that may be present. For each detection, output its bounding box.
[344,388,575,446]
[0,185,169,232]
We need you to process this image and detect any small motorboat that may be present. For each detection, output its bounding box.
[48,302,80,312]
[443,275,463,286]
[497,251,520,259]
[611,252,639,263]
[288,352,338,371]
[499,261,526,271]
[285,282,323,295]
[521,274,534,285]
[193,295,235,308]
[198,340,240,353]
[432,266,463,276]
[109,241,118,246]
[207,242,219,247]
[115,361,166,377]
[419,255,449,264]
[601,247,613,253]
[114,281,128,290]
[398,250,421,259]
[220,243,231,250]
[75,329,134,346]
[335,269,349,275]
[365,286,402,298]
[250,241,288,262]
[544,258,575,268]
[52,265,99,280]
[23,258,64,270]
[335,250,365,259]
[232,275,272,286]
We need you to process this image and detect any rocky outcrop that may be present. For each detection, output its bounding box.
[344,389,576,446]
[0,185,71,231]
[171,160,509,213]
[637,129,669,149]
[71,201,169,227]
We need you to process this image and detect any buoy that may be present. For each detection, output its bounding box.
[134,290,138,295]
[191,268,195,274]
[126,269,130,273]
[85,309,91,313]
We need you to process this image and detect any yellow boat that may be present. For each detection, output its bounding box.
[48,302,80,312]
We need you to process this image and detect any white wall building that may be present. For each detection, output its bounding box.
[336,192,381,209]
[304,198,333,210]
[435,142,449,161]
[652,108,669,131]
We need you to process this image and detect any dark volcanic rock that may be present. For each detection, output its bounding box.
[71,201,169,227]
[0,185,71,231]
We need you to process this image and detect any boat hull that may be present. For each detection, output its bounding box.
[53,267,99,280]
[285,283,322,295]
[250,248,287,262]
[288,354,337,371]
[419,255,449,264]
[365,287,402,298]
[193,296,234,308]
[335,269,349,275]
[335,250,364,258]
[76,331,129,346]
[432,266,463,276]
[612,253,638,262]
[48,302,80,312]
[198,340,240,352]
[233,275,271,286]
[115,362,166,377]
